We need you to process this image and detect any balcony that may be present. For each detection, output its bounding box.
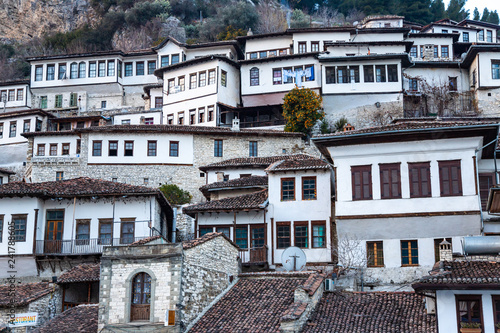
[239,245,268,265]
[35,237,150,255]
[403,91,476,118]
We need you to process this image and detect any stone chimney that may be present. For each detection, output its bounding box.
[439,239,452,262]
[343,123,355,132]
[423,44,434,60]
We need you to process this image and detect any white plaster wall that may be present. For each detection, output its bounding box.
[121,54,158,86]
[405,67,468,92]
[363,19,403,28]
[406,36,455,60]
[218,61,240,107]
[436,290,500,333]
[163,94,218,126]
[113,111,162,125]
[86,132,194,165]
[325,44,405,57]
[478,52,500,87]
[206,168,267,183]
[186,45,236,60]
[0,114,46,145]
[353,32,406,42]
[0,142,27,167]
[33,135,80,157]
[155,41,185,66]
[331,137,482,217]
[148,87,164,110]
[292,31,351,53]
[244,36,293,56]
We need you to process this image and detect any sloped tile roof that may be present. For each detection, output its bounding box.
[413,260,500,290]
[266,158,330,173]
[130,235,162,246]
[199,154,315,171]
[0,167,15,175]
[0,282,52,307]
[0,177,159,198]
[303,291,436,333]
[200,175,268,192]
[34,304,98,333]
[189,274,310,332]
[182,232,239,250]
[184,190,268,214]
[57,264,100,284]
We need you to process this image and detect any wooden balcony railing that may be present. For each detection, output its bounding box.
[35,237,149,255]
[239,245,268,264]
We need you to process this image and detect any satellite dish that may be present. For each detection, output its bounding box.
[281,247,307,271]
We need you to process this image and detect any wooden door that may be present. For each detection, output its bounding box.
[131,272,151,321]
[250,225,266,262]
[45,220,63,253]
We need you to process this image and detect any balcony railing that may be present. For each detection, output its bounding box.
[239,245,268,264]
[35,237,150,255]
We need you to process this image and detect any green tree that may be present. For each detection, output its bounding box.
[159,184,192,205]
[125,0,170,27]
[489,10,499,24]
[290,9,310,28]
[473,7,480,20]
[282,86,323,135]
[446,0,468,22]
[481,8,490,22]
[429,0,446,22]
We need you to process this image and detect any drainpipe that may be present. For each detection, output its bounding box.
[32,208,39,254]
[70,197,76,253]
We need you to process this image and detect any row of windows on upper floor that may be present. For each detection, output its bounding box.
[245,41,324,59]
[437,28,494,42]
[250,64,315,86]
[165,105,216,126]
[280,176,318,201]
[166,69,227,94]
[409,45,451,58]
[0,119,42,139]
[0,88,24,102]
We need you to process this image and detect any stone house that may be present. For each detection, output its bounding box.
[98,232,240,332]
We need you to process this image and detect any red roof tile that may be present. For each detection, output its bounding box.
[182,232,239,250]
[57,264,100,284]
[0,167,15,175]
[34,304,98,333]
[266,158,329,173]
[303,291,437,333]
[130,235,163,246]
[0,282,52,307]
[184,189,268,214]
[200,175,268,193]
[199,154,315,171]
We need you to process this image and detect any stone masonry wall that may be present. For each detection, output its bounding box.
[181,236,240,328]
[476,88,500,116]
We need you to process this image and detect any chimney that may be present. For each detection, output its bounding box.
[439,239,452,262]
[231,118,240,131]
[247,28,253,36]
[216,172,224,182]
[423,44,434,60]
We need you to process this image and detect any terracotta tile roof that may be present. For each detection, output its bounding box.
[303,291,437,333]
[199,154,315,171]
[184,189,268,214]
[0,108,54,120]
[182,232,239,250]
[266,158,330,173]
[281,301,308,322]
[413,260,500,290]
[200,175,268,192]
[0,282,52,307]
[34,304,99,333]
[301,272,326,296]
[189,275,310,332]
[0,167,15,175]
[0,177,160,198]
[130,235,162,246]
[57,264,100,284]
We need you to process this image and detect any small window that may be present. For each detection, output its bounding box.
[70,93,78,107]
[235,227,248,249]
[379,163,401,199]
[302,176,317,200]
[16,89,23,101]
[147,61,156,75]
[409,162,431,198]
[7,90,14,102]
[55,94,63,108]
[62,143,70,155]
[249,141,258,157]
[208,70,216,85]
[107,60,115,76]
[9,121,16,137]
[98,61,106,77]
[199,227,213,237]
[199,71,207,87]
[56,171,64,181]
[351,165,372,200]
[214,139,223,157]
[441,46,449,58]
[438,160,462,197]
[89,62,96,78]
[136,62,144,76]
[281,178,295,201]
[294,222,308,248]
[189,74,197,89]
[387,65,398,82]
[434,45,439,58]
[12,215,27,242]
[312,221,326,248]
[277,222,291,248]
[273,68,282,85]
[144,117,154,125]
[410,46,417,58]
[147,141,157,156]
[120,218,135,244]
[298,42,306,53]
[456,295,483,330]
[326,67,335,84]
[169,141,179,157]
[311,41,319,52]
[409,78,419,91]
[367,241,384,267]
[58,64,67,79]
[46,64,55,80]
[70,63,78,79]
[92,141,102,156]
[108,141,118,156]
[249,52,258,59]
[76,139,81,155]
[189,110,196,125]
[50,144,58,156]
[78,62,86,78]
[479,30,484,41]
[198,107,205,123]
[155,97,163,109]
[375,65,386,82]
[171,54,180,64]
[449,76,458,91]
[207,105,214,122]
[401,240,418,266]
[125,63,133,77]
[492,61,500,80]
[40,96,47,109]
[221,70,227,87]
[479,174,495,210]
[37,144,45,156]
[23,120,30,133]
[101,101,106,109]
[487,30,493,43]
[250,67,259,86]
[337,66,348,83]
[463,32,469,42]
[259,51,267,58]
[178,112,184,125]
[124,141,134,156]
[161,55,169,67]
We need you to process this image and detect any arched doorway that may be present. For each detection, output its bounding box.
[130,272,151,321]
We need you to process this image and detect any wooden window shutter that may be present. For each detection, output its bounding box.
[168,310,176,326]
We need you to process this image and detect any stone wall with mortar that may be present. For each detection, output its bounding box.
[181,236,240,328]
[476,88,500,116]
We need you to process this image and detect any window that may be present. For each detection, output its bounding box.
[213,139,223,157]
[76,139,81,155]
[62,143,70,155]
[144,117,153,125]
[199,71,206,87]
[178,112,184,125]
[439,160,462,197]
[46,64,55,80]
[367,241,384,267]
[54,94,62,108]
[312,221,326,248]
[401,240,418,266]
[456,295,483,331]
[124,141,134,156]
[463,32,469,42]
[23,120,30,133]
[78,62,86,78]
[409,78,418,91]
[125,63,133,76]
[48,143,57,156]
[131,272,152,321]
[442,29,448,33]
[58,64,66,79]
[298,42,306,53]
[294,222,308,248]
[410,46,417,58]
[9,121,16,137]
[36,119,42,132]
[76,220,90,245]
[167,79,175,94]
[281,178,295,201]
[434,45,439,58]
[364,65,374,83]
[351,165,372,200]
[249,52,257,59]
[250,67,259,86]
[249,141,258,157]
[189,74,197,89]
[259,51,267,58]
[146,61,156,75]
[379,163,401,199]
[107,60,115,76]
[311,41,319,52]
[441,46,449,58]
[479,30,484,41]
[178,76,185,91]
[337,66,348,83]
[0,90,5,102]
[269,50,277,57]
[35,65,43,81]
[6,90,14,102]
[251,225,265,248]
[147,141,157,156]
[408,162,431,198]
[92,141,102,156]
[198,107,205,123]
[349,66,360,83]
[0,123,2,139]
[56,171,64,181]
[235,227,248,249]
[273,68,282,85]
[89,62,96,77]
[16,89,23,101]
[375,65,386,82]
[326,67,335,84]
[199,227,213,237]
[70,93,78,107]
[0,215,3,242]
[169,141,179,157]
[493,61,500,80]
[103,141,117,157]
[101,101,106,109]
[155,97,163,109]
[37,144,45,156]
[189,109,196,125]
[161,55,169,67]
[98,61,106,77]
[216,227,230,238]
[70,63,78,79]
[493,296,500,330]
[387,65,398,82]
[434,238,452,262]
[221,70,227,87]
[99,219,112,245]
[479,174,495,210]
[12,215,27,242]
[277,222,291,248]
[302,176,317,200]
[171,54,180,64]
[120,219,135,244]
[136,62,144,76]
[487,30,493,43]
[208,105,214,122]
[121,119,130,125]
[419,45,424,58]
